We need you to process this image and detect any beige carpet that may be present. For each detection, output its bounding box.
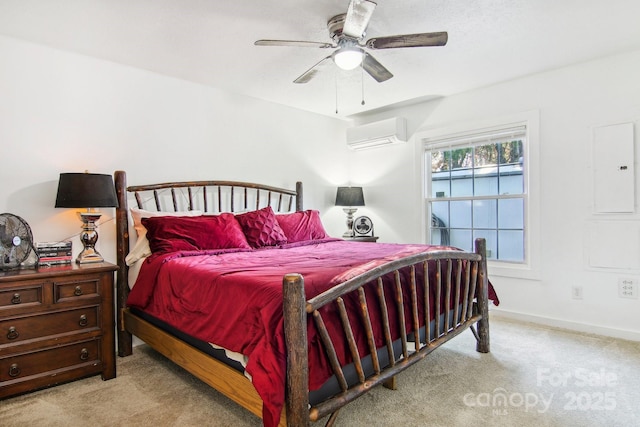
[2,317,639,426]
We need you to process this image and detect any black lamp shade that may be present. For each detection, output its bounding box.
[335,187,365,207]
[55,173,119,208]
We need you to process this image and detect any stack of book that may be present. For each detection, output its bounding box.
[37,241,72,266]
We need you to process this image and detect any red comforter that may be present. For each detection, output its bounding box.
[127,239,498,427]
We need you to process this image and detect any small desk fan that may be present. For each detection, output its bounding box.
[0,213,37,270]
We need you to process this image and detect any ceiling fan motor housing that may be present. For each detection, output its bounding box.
[328,14,347,41]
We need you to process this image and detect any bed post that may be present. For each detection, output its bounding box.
[114,170,133,357]
[474,238,490,353]
[295,181,303,212]
[283,273,309,427]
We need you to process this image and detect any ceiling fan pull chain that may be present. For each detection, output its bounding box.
[361,61,366,105]
[335,70,339,114]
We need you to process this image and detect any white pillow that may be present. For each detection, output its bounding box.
[125,207,203,266]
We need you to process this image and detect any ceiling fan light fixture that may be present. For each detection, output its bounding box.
[333,47,363,70]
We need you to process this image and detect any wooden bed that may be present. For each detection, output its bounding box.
[113,170,491,427]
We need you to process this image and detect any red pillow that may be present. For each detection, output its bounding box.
[141,214,251,254]
[276,210,329,242]
[236,206,288,248]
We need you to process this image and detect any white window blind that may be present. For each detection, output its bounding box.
[423,125,527,149]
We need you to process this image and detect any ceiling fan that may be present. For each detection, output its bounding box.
[254,0,448,84]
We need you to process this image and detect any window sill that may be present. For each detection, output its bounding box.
[487,260,541,281]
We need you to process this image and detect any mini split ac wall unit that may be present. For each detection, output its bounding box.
[346,117,407,150]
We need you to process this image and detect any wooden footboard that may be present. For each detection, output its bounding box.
[283,239,489,425]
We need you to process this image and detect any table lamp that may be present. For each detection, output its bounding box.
[335,186,365,238]
[55,172,118,264]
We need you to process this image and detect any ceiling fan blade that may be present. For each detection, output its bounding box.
[362,52,393,82]
[293,56,333,84]
[255,39,335,48]
[366,31,448,49]
[343,0,377,39]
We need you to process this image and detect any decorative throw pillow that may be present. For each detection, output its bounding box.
[276,210,329,242]
[125,208,203,266]
[141,213,251,254]
[235,206,288,248]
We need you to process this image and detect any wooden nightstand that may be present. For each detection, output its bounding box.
[0,262,117,399]
[344,236,379,242]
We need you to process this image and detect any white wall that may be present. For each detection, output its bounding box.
[348,49,640,340]
[0,35,350,264]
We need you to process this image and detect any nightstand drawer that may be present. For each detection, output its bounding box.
[0,284,43,309]
[0,306,99,346]
[0,339,101,382]
[54,277,100,303]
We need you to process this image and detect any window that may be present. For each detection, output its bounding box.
[424,126,527,263]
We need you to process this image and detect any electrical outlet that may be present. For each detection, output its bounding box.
[572,286,583,300]
[618,278,638,299]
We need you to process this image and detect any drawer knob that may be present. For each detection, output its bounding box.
[80,348,89,361]
[8,363,21,378]
[79,314,88,327]
[74,286,83,296]
[11,293,21,304]
[7,326,19,340]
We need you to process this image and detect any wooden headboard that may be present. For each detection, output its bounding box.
[112,170,303,355]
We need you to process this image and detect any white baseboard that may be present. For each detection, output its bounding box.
[490,308,640,342]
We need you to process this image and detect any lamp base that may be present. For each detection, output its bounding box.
[342,207,358,238]
[77,250,105,264]
[77,212,105,264]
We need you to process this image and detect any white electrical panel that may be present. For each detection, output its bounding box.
[593,123,635,213]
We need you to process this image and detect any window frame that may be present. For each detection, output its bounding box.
[417,111,541,280]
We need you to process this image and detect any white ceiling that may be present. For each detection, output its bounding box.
[2,0,640,119]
